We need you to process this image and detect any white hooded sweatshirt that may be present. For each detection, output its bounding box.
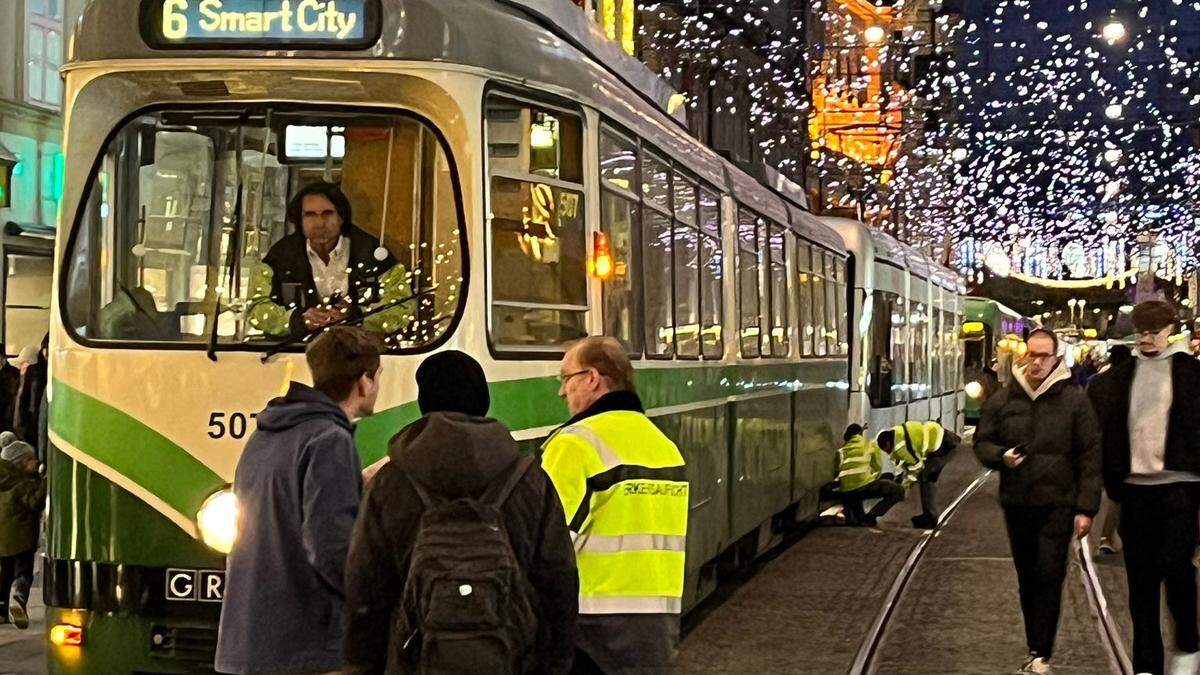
[1126,340,1200,485]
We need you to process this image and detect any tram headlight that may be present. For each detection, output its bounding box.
[197,488,239,555]
[965,380,984,399]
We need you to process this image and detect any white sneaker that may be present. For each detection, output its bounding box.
[1017,655,1052,674]
[1167,650,1200,675]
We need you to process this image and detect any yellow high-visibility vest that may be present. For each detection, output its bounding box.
[887,421,947,483]
[837,435,884,492]
[541,409,689,615]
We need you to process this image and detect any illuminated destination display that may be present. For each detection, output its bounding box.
[143,0,378,46]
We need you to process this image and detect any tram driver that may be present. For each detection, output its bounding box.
[246,181,415,339]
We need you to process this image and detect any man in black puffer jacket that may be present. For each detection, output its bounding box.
[975,328,1102,675]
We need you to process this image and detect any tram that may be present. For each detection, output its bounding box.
[960,297,1038,422]
[47,1,965,670]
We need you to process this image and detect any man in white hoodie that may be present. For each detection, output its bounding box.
[1088,300,1200,675]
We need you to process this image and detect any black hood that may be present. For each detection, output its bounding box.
[388,412,521,500]
[255,382,352,434]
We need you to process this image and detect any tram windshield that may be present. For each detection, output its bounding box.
[63,106,464,353]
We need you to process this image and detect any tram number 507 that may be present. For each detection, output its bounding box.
[208,412,257,440]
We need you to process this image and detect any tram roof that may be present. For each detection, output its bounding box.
[821,216,963,292]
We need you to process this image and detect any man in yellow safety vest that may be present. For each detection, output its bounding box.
[835,424,906,526]
[542,336,689,674]
[876,421,960,529]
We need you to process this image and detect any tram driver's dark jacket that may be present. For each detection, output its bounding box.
[215,382,362,674]
[343,412,578,675]
[1086,349,1200,502]
[974,361,1103,516]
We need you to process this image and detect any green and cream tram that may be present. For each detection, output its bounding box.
[47,0,963,670]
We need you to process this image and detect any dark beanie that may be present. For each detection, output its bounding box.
[416,350,490,417]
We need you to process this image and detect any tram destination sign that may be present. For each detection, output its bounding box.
[141,0,381,49]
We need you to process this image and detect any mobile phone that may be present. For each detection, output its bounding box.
[1009,444,1026,456]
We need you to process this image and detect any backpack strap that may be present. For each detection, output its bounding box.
[482,455,535,509]
[407,475,443,509]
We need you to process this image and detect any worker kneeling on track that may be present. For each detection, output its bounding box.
[834,424,905,527]
[876,420,961,529]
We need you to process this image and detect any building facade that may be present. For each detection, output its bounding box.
[0,0,86,357]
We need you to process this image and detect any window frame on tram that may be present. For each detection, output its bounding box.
[483,88,589,358]
[596,116,726,362]
[60,101,470,356]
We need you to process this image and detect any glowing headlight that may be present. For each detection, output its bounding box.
[197,488,239,554]
[965,381,984,399]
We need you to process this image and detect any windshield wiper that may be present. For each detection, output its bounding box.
[259,286,438,363]
[207,115,250,362]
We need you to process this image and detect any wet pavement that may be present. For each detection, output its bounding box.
[0,560,46,675]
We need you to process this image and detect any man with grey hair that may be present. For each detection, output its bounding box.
[542,336,689,673]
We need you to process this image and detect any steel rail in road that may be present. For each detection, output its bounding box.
[847,469,994,675]
[1076,535,1134,675]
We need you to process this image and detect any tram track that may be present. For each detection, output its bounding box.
[1076,536,1134,675]
[847,469,993,675]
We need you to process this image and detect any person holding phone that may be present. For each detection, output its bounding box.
[975,328,1102,675]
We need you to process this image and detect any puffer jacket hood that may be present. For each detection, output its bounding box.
[389,412,519,500]
[1013,359,1073,402]
[255,382,351,434]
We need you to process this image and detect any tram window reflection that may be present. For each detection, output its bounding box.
[486,96,587,350]
[698,189,723,359]
[63,107,465,353]
[599,127,642,355]
[736,207,761,358]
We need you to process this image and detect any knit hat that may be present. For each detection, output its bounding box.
[0,441,35,463]
[15,344,39,367]
[0,431,17,450]
[415,350,490,417]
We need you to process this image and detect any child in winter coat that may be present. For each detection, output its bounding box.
[0,440,46,629]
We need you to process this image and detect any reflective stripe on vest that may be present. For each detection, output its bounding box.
[837,436,882,491]
[542,410,689,615]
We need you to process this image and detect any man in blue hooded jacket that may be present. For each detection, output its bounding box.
[216,326,384,674]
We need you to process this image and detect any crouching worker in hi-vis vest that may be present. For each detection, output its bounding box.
[836,424,906,527]
[876,421,960,529]
[542,337,689,674]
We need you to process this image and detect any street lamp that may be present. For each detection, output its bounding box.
[1068,298,1078,325]
[864,25,886,44]
[1102,19,1127,44]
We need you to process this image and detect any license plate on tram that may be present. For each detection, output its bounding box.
[165,568,226,602]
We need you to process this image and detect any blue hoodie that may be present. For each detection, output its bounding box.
[215,382,362,674]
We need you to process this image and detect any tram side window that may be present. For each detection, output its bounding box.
[796,242,815,357]
[487,97,587,350]
[930,303,944,395]
[811,253,828,357]
[892,295,909,403]
[672,172,700,358]
[911,302,929,399]
[766,224,788,357]
[947,309,961,392]
[599,128,642,354]
[642,153,674,358]
[698,189,723,359]
[834,257,848,355]
[736,206,760,357]
[866,290,896,408]
[823,253,837,355]
[64,108,465,352]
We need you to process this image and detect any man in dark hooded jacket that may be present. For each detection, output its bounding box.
[344,350,578,674]
[215,326,383,674]
[975,328,1102,675]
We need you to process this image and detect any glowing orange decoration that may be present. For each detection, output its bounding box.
[591,232,615,280]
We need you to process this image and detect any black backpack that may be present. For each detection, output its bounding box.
[399,455,539,674]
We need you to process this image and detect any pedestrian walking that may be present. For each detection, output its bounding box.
[0,349,20,433]
[215,326,383,674]
[1087,301,1200,675]
[542,336,689,674]
[12,339,45,445]
[343,350,578,674]
[975,328,1102,675]
[0,440,45,630]
[834,424,905,526]
[875,420,960,529]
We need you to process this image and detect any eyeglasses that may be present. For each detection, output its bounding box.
[558,369,592,384]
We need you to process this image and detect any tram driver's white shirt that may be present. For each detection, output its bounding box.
[306,236,350,301]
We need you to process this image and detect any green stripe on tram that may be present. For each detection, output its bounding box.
[50,381,224,521]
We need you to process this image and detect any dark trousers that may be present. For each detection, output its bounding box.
[0,548,35,609]
[1004,505,1074,659]
[1120,483,1200,675]
[842,478,905,523]
[918,452,951,519]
